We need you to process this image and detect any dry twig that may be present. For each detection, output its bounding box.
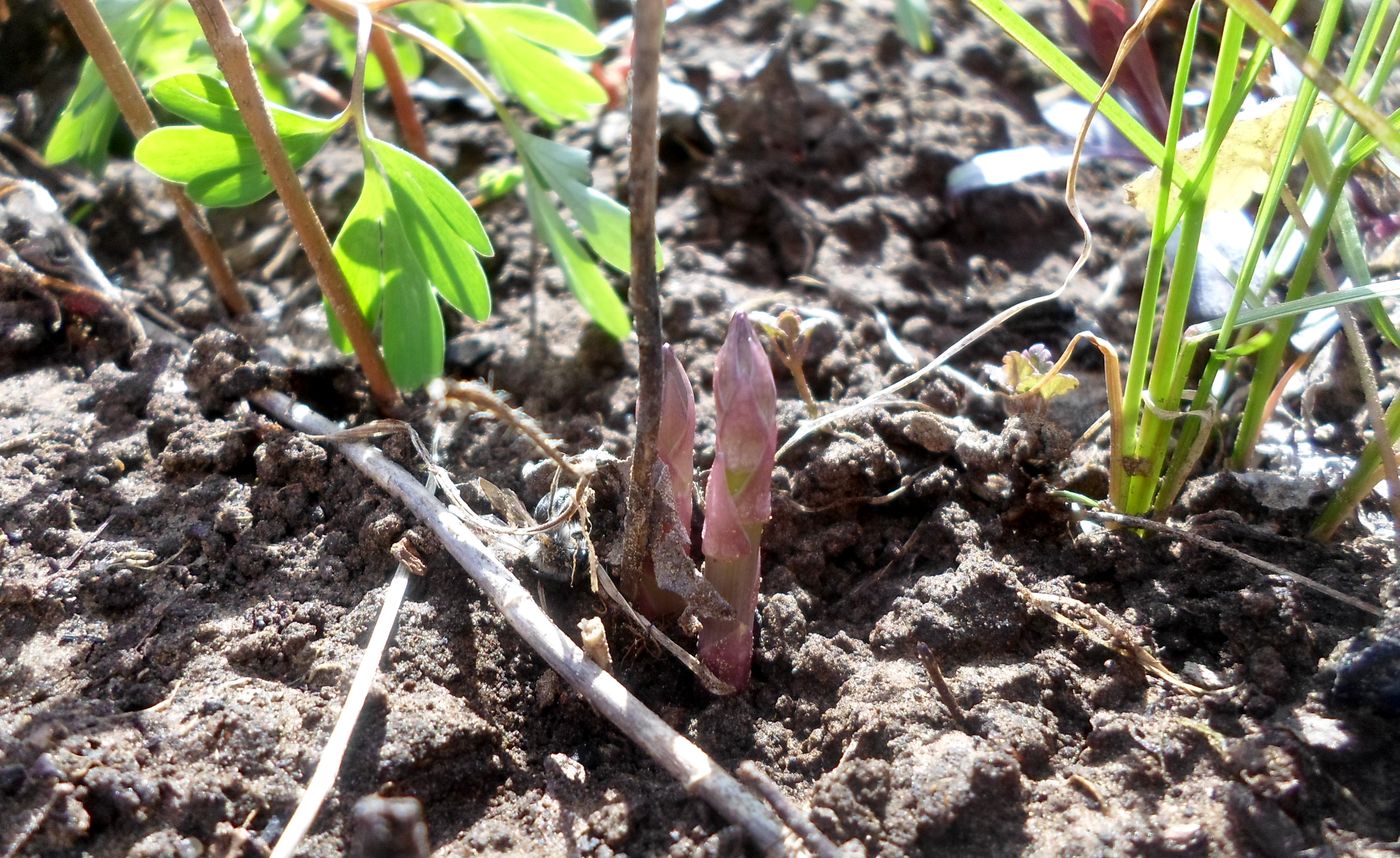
[737,763,841,858]
[269,561,414,858]
[250,390,797,855]
[620,0,667,596]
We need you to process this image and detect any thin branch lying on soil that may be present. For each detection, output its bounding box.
[249,390,799,856]
[619,0,667,596]
[271,563,414,858]
[1020,588,1209,695]
[187,0,400,411]
[53,0,250,317]
[736,763,841,858]
[1082,509,1384,618]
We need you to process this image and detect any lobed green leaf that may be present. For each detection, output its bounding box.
[524,175,630,338]
[149,73,341,137]
[134,123,332,207]
[368,138,493,320]
[328,171,392,353]
[461,2,607,122]
[518,133,657,274]
[45,0,161,173]
[380,206,445,390]
[329,167,447,390]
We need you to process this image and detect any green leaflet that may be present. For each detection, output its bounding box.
[894,0,935,53]
[134,124,333,207]
[524,172,630,339]
[475,165,524,203]
[148,73,340,137]
[518,134,630,271]
[518,132,662,274]
[380,208,445,391]
[368,138,493,320]
[327,170,391,354]
[460,2,606,122]
[328,139,495,388]
[44,0,307,173]
[135,73,339,207]
[45,0,161,174]
[329,168,444,390]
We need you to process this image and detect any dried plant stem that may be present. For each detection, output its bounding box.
[270,564,413,858]
[1082,509,1383,617]
[1329,298,1400,556]
[250,390,796,855]
[915,643,969,731]
[187,0,400,411]
[620,0,666,591]
[736,763,841,858]
[369,27,429,160]
[54,0,250,317]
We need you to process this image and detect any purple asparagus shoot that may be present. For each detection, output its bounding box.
[700,312,778,692]
[633,344,695,619]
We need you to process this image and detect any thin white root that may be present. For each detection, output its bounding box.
[270,563,413,858]
[251,391,797,856]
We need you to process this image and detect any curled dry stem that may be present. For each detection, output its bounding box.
[1019,588,1210,695]
[1024,332,1127,508]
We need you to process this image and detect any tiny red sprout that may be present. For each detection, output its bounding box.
[699,312,778,692]
[632,344,696,619]
[659,343,696,538]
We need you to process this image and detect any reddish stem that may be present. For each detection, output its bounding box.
[369,27,429,160]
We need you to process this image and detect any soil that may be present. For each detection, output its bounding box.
[2,0,1399,855]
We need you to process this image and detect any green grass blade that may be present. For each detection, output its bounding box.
[965,0,1167,169]
[1187,278,1400,338]
[1222,0,1400,158]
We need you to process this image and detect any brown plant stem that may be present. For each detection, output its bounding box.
[369,27,429,160]
[619,0,665,592]
[54,0,251,317]
[187,0,400,411]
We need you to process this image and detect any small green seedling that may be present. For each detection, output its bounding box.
[749,308,829,419]
[791,0,935,54]
[50,0,655,390]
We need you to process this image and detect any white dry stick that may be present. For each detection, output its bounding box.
[270,562,414,858]
[250,391,796,856]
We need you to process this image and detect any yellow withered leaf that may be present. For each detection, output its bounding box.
[1124,97,1334,217]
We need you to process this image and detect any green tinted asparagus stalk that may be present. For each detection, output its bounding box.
[699,313,777,692]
